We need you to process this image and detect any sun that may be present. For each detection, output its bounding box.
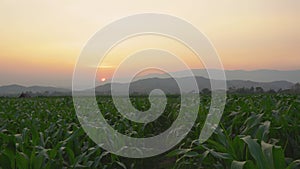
[100,78,106,82]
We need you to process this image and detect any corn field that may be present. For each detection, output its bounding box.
[0,94,299,169]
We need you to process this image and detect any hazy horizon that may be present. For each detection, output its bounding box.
[0,68,299,89]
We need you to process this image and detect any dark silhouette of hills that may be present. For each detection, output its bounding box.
[95,76,294,95]
[0,71,298,96]
[135,69,299,83]
[0,84,70,96]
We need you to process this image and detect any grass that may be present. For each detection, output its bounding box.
[0,94,299,169]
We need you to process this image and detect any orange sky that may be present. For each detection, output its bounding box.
[0,0,299,87]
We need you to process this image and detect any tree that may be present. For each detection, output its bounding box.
[201,88,211,94]
[250,87,255,93]
[19,92,31,98]
[293,83,300,90]
[255,87,264,93]
[292,83,300,93]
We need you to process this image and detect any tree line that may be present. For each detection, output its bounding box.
[201,83,300,94]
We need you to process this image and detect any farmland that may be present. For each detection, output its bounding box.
[0,94,300,169]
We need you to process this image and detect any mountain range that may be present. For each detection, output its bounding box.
[113,69,300,84]
[0,75,297,96]
[94,76,294,95]
[0,84,70,96]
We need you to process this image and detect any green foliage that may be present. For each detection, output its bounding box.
[0,94,299,169]
[166,94,300,169]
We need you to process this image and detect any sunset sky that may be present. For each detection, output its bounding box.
[1,0,299,87]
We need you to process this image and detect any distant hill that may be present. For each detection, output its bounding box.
[0,75,296,96]
[95,76,294,95]
[0,84,70,96]
[130,69,300,84]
